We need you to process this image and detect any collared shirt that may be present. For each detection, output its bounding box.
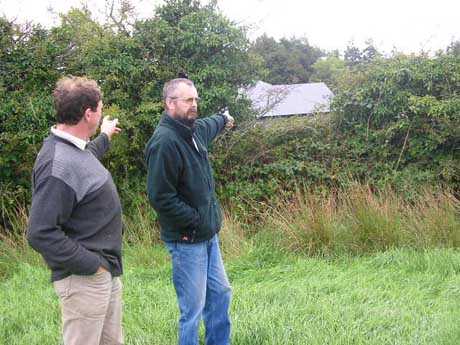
[51,126,87,151]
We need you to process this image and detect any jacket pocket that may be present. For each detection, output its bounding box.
[197,199,222,237]
[196,203,211,235]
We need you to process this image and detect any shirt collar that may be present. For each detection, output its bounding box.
[51,126,87,151]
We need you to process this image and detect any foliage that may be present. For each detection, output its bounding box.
[446,40,460,56]
[211,52,460,211]
[212,116,341,209]
[134,0,261,114]
[332,54,460,191]
[310,55,347,92]
[264,185,460,256]
[344,40,381,66]
[250,34,324,84]
[0,19,58,196]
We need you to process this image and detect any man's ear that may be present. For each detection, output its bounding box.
[83,108,92,122]
[165,99,174,112]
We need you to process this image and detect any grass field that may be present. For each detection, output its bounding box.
[1,243,459,345]
[1,186,458,344]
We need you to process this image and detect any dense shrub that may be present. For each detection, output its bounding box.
[212,54,460,214]
[332,54,460,190]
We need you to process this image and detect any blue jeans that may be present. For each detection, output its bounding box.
[165,234,232,345]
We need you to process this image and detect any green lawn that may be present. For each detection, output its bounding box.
[1,245,459,345]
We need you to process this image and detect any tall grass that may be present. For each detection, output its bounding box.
[219,211,248,258]
[0,200,42,279]
[122,200,160,247]
[1,184,458,278]
[258,184,459,256]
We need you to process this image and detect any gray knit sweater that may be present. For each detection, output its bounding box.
[27,133,123,282]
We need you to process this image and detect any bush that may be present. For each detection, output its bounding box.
[331,54,460,190]
[212,53,460,214]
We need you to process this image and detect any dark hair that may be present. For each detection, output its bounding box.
[162,78,195,100]
[53,76,102,125]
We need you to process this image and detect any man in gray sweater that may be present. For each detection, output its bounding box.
[27,76,123,345]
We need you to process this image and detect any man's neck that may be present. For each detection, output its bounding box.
[56,123,90,141]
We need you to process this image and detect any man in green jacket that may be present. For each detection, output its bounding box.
[145,78,234,345]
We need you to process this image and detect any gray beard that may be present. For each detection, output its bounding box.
[177,117,196,128]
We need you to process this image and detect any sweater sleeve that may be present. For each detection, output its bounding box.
[86,133,110,160]
[194,114,226,148]
[27,176,101,275]
[146,140,200,230]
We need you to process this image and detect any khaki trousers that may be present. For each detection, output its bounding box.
[53,271,123,345]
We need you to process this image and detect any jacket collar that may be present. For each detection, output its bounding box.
[160,112,195,140]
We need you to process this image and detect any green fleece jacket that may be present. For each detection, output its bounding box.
[145,113,227,242]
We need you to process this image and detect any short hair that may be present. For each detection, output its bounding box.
[53,76,102,125]
[162,78,195,100]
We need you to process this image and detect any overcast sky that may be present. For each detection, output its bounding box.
[1,0,458,54]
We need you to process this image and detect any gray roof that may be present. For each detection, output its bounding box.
[244,81,334,117]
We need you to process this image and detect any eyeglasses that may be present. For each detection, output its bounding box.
[169,96,200,104]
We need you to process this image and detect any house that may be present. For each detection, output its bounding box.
[244,81,334,118]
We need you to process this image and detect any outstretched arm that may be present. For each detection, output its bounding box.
[195,111,235,147]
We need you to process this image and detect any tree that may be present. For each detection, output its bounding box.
[133,0,262,115]
[344,40,381,67]
[344,44,362,66]
[310,55,347,91]
[447,40,460,56]
[251,34,324,84]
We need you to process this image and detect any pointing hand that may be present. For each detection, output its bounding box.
[101,116,122,140]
